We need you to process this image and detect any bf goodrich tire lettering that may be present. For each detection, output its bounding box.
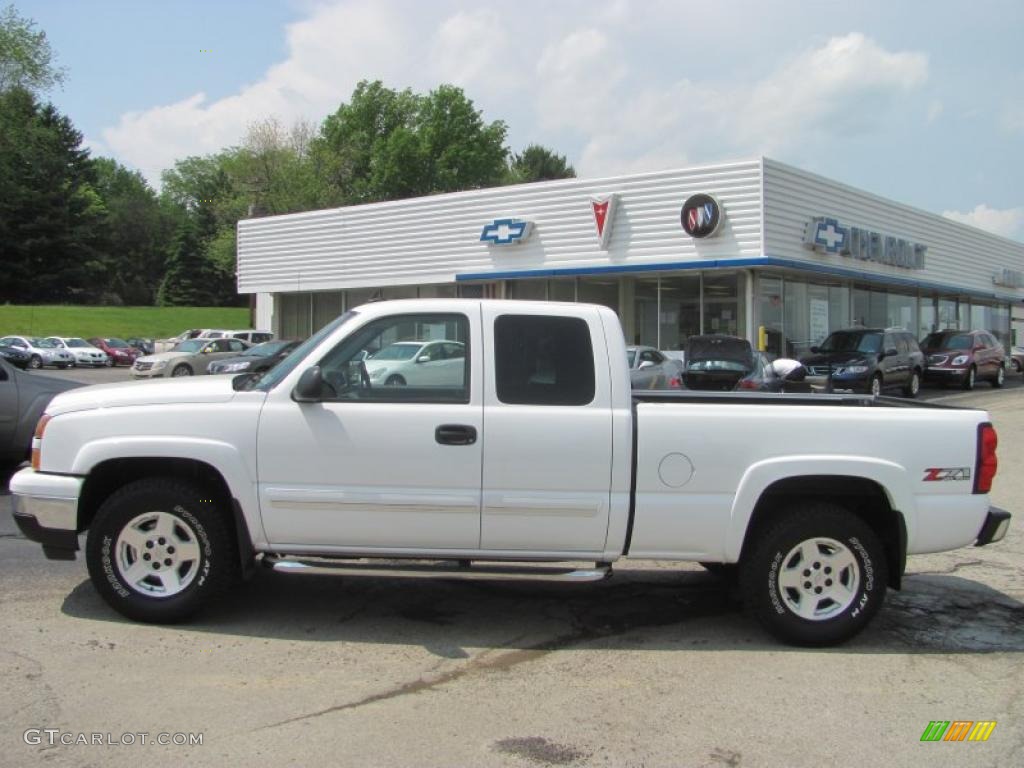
[740,503,888,646]
[85,477,238,623]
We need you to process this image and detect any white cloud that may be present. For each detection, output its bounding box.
[942,205,1024,239]
[101,0,417,185]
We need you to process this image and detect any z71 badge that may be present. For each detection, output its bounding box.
[923,468,971,482]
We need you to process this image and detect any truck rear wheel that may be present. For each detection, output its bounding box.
[740,502,887,646]
[85,478,238,623]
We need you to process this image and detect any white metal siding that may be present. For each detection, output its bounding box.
[236,160,764,294]
[763,158,1024,300]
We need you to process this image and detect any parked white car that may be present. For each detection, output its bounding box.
[225,330,275,345]
[364,340,466,386]
[0,336,75,369]
[44,337,109,368]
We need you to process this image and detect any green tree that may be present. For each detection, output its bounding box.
[0,87,107,303]
[315,80,509,204]
[156,220,222,307]
[0,4,65,94]
[92,157,177,304]
[507,144,576,184]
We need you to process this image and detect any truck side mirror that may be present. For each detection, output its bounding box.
[417,355,431,363]
[292,366,324,403]
[638,360,654,370]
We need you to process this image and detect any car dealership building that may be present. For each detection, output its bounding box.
[237,157,1024,357]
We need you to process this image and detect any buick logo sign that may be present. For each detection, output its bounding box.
[680,194,723,238]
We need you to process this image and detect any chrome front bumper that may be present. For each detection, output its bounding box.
[9,468,83,560]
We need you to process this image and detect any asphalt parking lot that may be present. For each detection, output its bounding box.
[2,373,1022,767]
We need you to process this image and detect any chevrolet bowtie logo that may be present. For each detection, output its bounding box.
[480,218,533,245]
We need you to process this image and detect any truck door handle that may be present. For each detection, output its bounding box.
[435,424,477,446]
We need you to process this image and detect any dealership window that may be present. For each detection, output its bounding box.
[919,296,937,338]
[757,276,784,356]
[577,277,619,314]
[659,274,700,351]
[937,298,958,330]
[958,301,970,330]
[548,279,576,302]
[634,277,659,346]
[278,292,312,339]
[312,291,344,332]
[703,273,744,338]
[991,304,1011,349]
[507,280,548,301]
[886,293,917,332]
[418,284,458,298]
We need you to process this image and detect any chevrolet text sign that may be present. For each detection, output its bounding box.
[803,217,927,270]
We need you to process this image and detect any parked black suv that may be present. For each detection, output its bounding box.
[800,328,924,397]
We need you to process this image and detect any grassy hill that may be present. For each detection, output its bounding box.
[0,305,251,340]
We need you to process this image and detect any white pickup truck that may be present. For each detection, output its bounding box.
[10,300,1011,646]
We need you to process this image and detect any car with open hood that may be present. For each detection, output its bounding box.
[131,337,250,379]
[800,328,923,397]
[680,335,803,392]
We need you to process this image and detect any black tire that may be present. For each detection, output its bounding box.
[57,363,69,369]
[28,355,42,369]
[869,374,882,397]
[992,365,1004,389]
[1013,359,1022,374]
[740,502,888,647]
[171,364,193,377]
[902,369,920,398]
[85,477,238,623]
[963,365,976,391]
[385,374,406,386]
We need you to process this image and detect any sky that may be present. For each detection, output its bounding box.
[17,0,1024,242]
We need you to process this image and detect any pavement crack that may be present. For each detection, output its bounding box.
[258,628,597,731]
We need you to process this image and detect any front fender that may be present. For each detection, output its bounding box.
[71,436,267,548]
[724,455,914,562]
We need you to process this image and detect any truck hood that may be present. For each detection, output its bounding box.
[43,376,240,416]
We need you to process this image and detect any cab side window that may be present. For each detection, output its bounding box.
[317,313,469,403]
[494,315,595,406]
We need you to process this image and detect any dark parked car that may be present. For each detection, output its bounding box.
[206,339,301,375]
[126,337,155,355]
[920,330,1005,390]
[0,358,82,463]
[0,345,31,370]
[680,335,808,392]
[800,328,924,397]
[87,337,140,367]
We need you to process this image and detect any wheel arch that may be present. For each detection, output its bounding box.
[77,456,257,574]
[728,461,911,590]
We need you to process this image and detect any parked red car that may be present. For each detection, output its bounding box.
[920,330,1005,390]
[87,337,140,367]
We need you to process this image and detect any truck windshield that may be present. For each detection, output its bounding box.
[252,311,357,392]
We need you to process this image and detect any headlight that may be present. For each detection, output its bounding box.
[152,360,168,370]
[952,355,969,366]
[221,361,251,372]
[844,365,869,374]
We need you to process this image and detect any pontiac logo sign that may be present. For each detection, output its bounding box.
[680,194,723,238]
[803,217,926,270]
[480,218,533,245]
[591,193,619,248]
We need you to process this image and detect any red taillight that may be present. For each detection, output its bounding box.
[974,422,998,494]
[668,376,681,388]
[738,379,760,390]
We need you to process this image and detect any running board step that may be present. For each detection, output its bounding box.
[262,555,612,583]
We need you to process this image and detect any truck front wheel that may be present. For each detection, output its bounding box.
[85,478,238,623]
[740,503,887,646]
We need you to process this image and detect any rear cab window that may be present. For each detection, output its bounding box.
[493,315,595,406]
